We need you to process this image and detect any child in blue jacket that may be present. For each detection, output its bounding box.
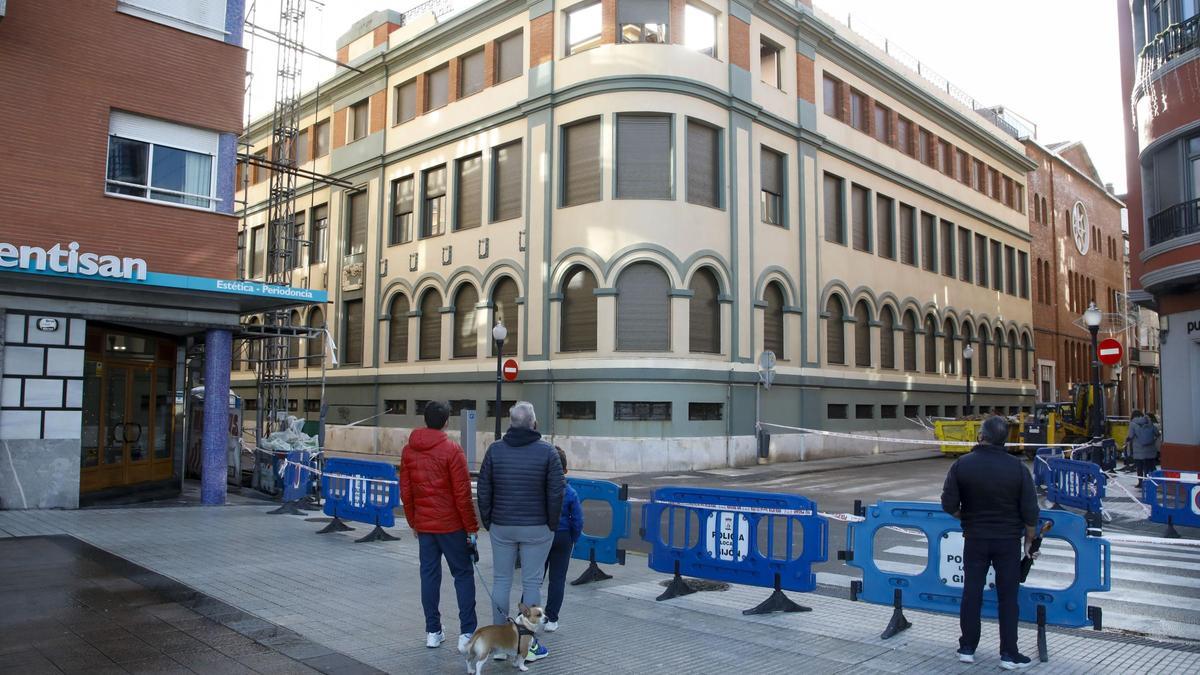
[543,445,583,632]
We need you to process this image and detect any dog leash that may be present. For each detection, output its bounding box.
[468,540,515,622]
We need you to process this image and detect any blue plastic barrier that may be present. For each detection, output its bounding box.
[1145,470,1200,531]
[1033,448,1064,489]
[844,501,1109,631]
[281,450,318,503]
[1046,457,1106,512]
[319,458,400,542]
[567,478,631,585]
[641,487,828,614]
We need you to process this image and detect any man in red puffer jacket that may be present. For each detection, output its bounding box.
[399,400,480,652]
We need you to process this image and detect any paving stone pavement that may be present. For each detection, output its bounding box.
[1,505,1196,674]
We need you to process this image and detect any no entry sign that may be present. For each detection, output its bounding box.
[1097,338,1123,366]
[502,358,519,381]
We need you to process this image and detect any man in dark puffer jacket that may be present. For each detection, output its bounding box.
[477,401,564,642]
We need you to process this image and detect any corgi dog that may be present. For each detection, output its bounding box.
[460,603,546,674]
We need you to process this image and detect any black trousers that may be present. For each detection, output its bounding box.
[1135,457,1157,481]
[959,536,1022,657]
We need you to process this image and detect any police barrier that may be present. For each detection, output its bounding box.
[640,487,828,615]
[1145,470,1200,537]
[844,500,1109,657]
[1074,438,1119,472]
[567,478,631,585]
[268,450,320,515]
[1033,447,1064,489]
[1046,457,1106,514]
[318,458,401,543]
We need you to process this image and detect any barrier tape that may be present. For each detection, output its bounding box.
[653,499,929,535]
[1104,532,1200,547]
[758,422,1087,449]
[278,458,399,486]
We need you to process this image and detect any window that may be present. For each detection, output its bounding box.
[974,158,986,192]
[560,266,598,351]
[956,149,970,184]
[487,400,517,418]
[496,30,524,83]
[1018,251,1029,299]
[991,240,1003,291]
[459,49,486,98]
[1003,176,1014,208]
[619,0,668,43]
[689,402,723,421]
[306,308,325,367]
[426,64,449,111]
[342,299,364,365]
[856,404,874,419]
[308,399,325,413]
[897,117,913,155]
[851,184,870,252]
[940,220,954,278]
[557,401,596,420]
[925,405,940,417]
[902,311,917,372]
[249,225,265,278]
[917,128,931,165]
[616,262,670,351]
[823,74,843,118]
[881,404,897,419]
[938,139,953,175]
[1005,246,1016,295]
[387,294,409,362]
[899,203,916,265]
[876,194,894,259]
[977,328,990,377]
[689,268,721,354]
[562,118,602,206]
[686,120,720,208]
[491,140,523,222]
[449,400,476,416]
[314,120,330,158]
[879,307,896,369]
[872,103,891,143]
[760,147,784,226]
[921,213,936,272]
[350,99,369,142]
[106,112,217,209]
[452,284,479,358]
[975,233,988,287]
[1022,334,1033,380]
[345,190,368,257]
[958,227,972,282]
[614,401,672,421]
[310,204,328,263]
[988,167,999,199]
[492,277,520,357]
[849,89,867,132]
[116,0,228,40]
[418,289,442,360]
[993,327,1004,378]
[616,114,672,199]
[421,165,447,238]
[760,38,781,88]
[764,282,785,359]
[827,404,848,420]
[566,2,602,55]
[296,129,309,164]
[823,172,844,244]
[853,300,871,367]
[390,177,414,245]
[236,230,245,279]
[924,316,938,374]
[394,80,417,124]
[683,3,717,56]
[289,211,305,269]
[944,319,957,375]
[1008,329,1018,380]
[455,154,483,231]
[825,295,845,365]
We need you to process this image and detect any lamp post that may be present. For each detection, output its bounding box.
[1113,362,1124,417]
[963,344,975,411]
[492,321,507,440]
[1083,303,1104,438]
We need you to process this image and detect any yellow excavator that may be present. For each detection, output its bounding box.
[1019,384,1128,454]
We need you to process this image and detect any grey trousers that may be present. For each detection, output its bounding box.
[487,524,555,625]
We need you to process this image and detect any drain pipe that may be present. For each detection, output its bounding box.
[725,366,734,467]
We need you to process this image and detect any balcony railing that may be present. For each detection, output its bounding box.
[1147,197,1200,247]
[1138,14,1200,76]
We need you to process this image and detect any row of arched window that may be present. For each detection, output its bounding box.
[381,277,521,362]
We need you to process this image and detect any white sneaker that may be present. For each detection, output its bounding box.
[426,630,444,648]
[457,633,472,652]
[544,621,559,632]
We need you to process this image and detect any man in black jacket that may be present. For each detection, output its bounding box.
[941,416,1039,670]
[477,401,563,660]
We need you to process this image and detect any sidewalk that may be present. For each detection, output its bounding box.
[1,503,1195,674]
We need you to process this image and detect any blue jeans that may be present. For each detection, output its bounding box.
[959,537,1021,657]
[543,530,574,622]
[418,531,477,635]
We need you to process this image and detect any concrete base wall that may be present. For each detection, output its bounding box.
[0,439,81,509]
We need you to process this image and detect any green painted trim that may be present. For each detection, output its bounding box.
[798,141,817,367]
[548,292,564,301]
[593,288,618,296]
[528,0,554,19]
[439,306,454,313]
[783,305,802,314]
[752,300,768,308]
[729,1,752,24]
[669,289,695,298]
[717,293,734,303]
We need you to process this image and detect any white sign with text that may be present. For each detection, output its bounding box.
[705,511,749,562]
[939,532,996,589]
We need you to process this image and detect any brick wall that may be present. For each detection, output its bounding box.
[729,17,750,71]
[797,54,815,104]
[530,13,554,67]
[0,0,244,279]
[332,108,348,150]
[369,90,387,134]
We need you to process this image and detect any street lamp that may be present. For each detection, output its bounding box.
[1083,302,1104,438]
[492,321,507,440]
[963,343,975,411]
[1113,362,1124,417]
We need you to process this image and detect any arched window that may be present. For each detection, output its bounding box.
[993,327,1004,378]
[387,294,409,362]
[825,295,846,365]
[853,300,871,367]
[1041,196,1047,224]
[944,318,957,375]
[492,277,519,357]
[1021,333,1032,381]
[961,321,975,374]
[902,311,917,372]
[306,308,324,367]
[560,266,597,352]
[452,284,479,358]
[289,310,302,369]
[418,289,442,360]
[764,282,786,359]
[879,306,896,369]
[1034,193,1040,223]
[978,324,990,377]
[616,262,670,351]
[924,315,938,374]
[689,268,721,354]
[1064,339,1072,384]
[1008,329,1019,380]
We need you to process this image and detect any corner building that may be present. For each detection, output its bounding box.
[236,1,1035,471]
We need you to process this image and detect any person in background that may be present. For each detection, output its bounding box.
[941,416,1040,670]
[398,400,479,652]
[541,446,583,633]
[1128,410,1160,489]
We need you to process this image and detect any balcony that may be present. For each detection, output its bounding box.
[1138,14,1200,78]
[1147,197,1200,246]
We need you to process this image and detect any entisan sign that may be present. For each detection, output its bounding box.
[0,241,147,280]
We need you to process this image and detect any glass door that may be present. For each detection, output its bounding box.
[80,359,173,492]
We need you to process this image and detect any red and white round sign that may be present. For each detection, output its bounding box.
[1097,338,1122,366]
[502,358,519,381]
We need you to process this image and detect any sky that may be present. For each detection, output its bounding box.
[245,0,1128,193]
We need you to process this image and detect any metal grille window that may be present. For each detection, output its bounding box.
[881,404,897,419]
[421,165,447,238]
[902,312,917,372]
[851,183,870,251]
[689,268,721,354]
[614,401,672,421]
[455,154,483,231]
[418,290,442,360]
[686,119,720,208]
[688,402,723,421]
[616,262,670,351]
[618,0,668,43]
[616,114,672,199]
[496,30,524,83]
[876,194,894,259]
[342,299,364,365]
[450,400,477,415]
[761,148,784,225]
[394,80,416,124]
[345,190,368,257]
[879,307,895,369]
[557,401,596,420]
[452,285,478,358]
[491,276,519,357]
[975,233,988,287]
[390,177,414,245]
[562,118,602,207]
[310,204,328,263]
[958,227,972,282]
[566,2,602,55]
[940,219,954,277]
[387,294,409,362]
[486,400,517,418]
[459,49,485,98]
[764,282,785,359]
[823,172,844,243]
[426,64,449,111]
[825,295,845,365]
[560,266,598,352]
[491,140,523,222]
[314,120,330,158]
[899,204,916,265]
[350,99,369,142]
[853,300,871,367]
[921,213,937,272]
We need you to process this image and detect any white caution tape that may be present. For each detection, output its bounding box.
[655,499,814,517]
[278,458,399,486]
[758,422,1086,449]
[1103,532,1200,547]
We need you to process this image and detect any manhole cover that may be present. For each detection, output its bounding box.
[658,578,729,592]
